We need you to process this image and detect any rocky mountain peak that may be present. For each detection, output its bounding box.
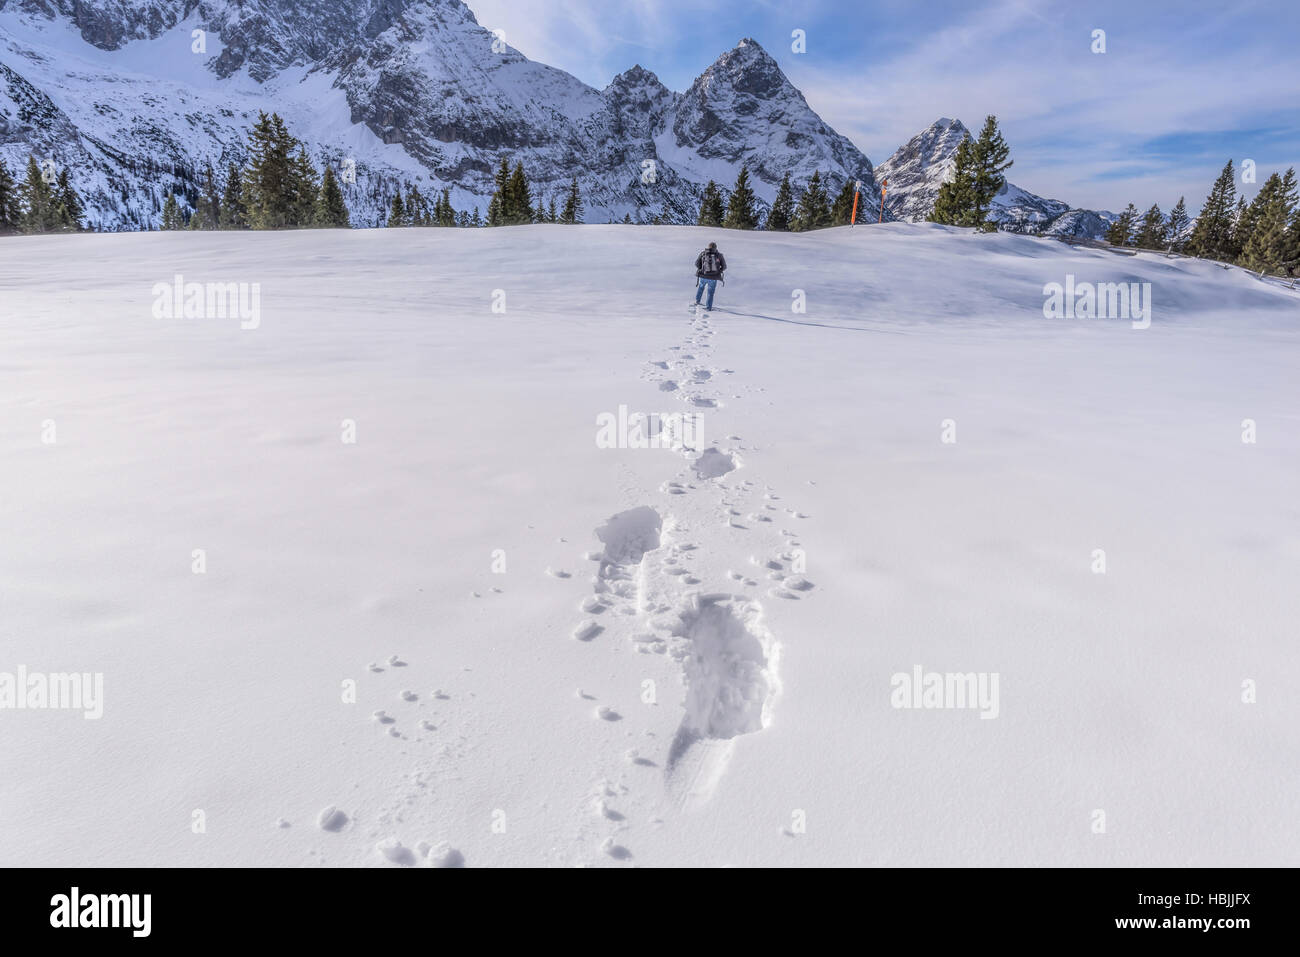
[694,37,788,99]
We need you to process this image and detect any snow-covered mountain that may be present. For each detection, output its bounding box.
[0,0,879,228]
[875,117,1115,239]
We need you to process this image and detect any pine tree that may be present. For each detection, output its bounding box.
[487,158,510,226]
[53,167,84,231]
[314,165,350,227]
[560,177,583,224]
[1226,196,1249,259]
[547,196,558,224]
[471,206,483,227]
[0,158,19,233]
[1285,202,1300,276]
[406,184,430,226]
[161,192,183,230]
[188,162,219,230]
[204,162,221,228]
[1133,203,1166,249]
[723,165,759,229]
[290,149,319,227]
[188,202,210,231]
[387,190,407,227]
[791,172,832,231]
[438,188,456,227]
[504,163,532,225]
[1232,185,1265,260]
[1105,204,1138,246]
[241,112,297,229]
[221,162,247,229]
[968,115,1013,230]
[1240,168,1297,275]
[1187,160,1236,260]
[1166,197,1190,251]
[929,138,977,227]
[697,180,725,227]
[766,172,793,231]
[19,156,57,233]
[928,116,1013,231]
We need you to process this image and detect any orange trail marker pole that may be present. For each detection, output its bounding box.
[850,179,861,226]
[879,179,887,223]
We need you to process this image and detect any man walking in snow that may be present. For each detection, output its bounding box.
[694,242,727,311]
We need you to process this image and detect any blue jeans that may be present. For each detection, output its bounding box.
[695,277,718,308]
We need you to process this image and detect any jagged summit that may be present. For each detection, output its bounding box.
[606,64,670,92]
[876,116,1111,236]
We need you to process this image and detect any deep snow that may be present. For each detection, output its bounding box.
[1,223,1297,866]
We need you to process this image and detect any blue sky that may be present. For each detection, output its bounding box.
[464,0,1300,214]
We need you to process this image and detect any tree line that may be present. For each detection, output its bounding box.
[158,112,350,230]
[384,159,585,227]
[1105,161,1299,276]
[695,164,869,232]
[0,156,86,234]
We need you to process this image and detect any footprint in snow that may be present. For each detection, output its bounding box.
[426,842,465,868]
[693,448,737,479]
[376,838,416,866]
[317,806,349,832]
[601,838,632,860]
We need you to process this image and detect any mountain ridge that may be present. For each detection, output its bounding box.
[0,1,1107,235]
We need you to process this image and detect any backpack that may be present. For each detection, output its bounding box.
[700,250,722,274]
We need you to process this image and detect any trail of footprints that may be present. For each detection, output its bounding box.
[341,309,817,866]
[307,653,473,866]
[568,306,818,858]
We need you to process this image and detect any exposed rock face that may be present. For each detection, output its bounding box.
[1,2,1105,233]
[0,2,878,228]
